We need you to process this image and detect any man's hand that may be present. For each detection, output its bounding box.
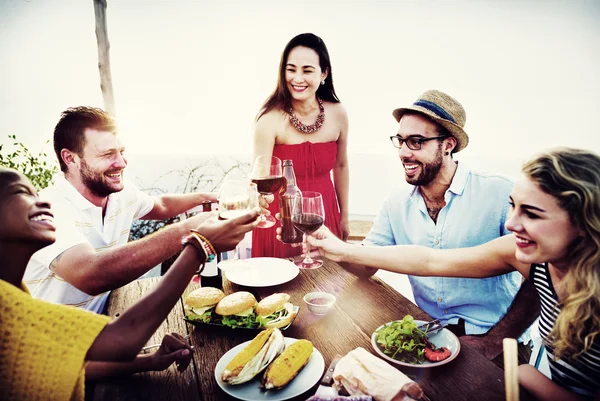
[193,209,260,253]
[459,335,503,360]
[305,227,349,262]
[258,193,274,216]
[149,333,194,372]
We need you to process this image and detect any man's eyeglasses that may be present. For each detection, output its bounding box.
[389,135,448,150]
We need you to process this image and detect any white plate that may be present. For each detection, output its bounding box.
[220,258,300,287]
[371,319,461,368]
[215,337,325,401]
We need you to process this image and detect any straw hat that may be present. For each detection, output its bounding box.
[392,90,469,153]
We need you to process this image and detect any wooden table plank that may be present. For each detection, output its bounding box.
[91,278,201,401]
[92,259,534,401]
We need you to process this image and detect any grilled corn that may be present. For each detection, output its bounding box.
[261,339,313,390]
[221,328,285,385]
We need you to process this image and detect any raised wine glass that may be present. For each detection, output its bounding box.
[250,155,285,229]
[218,179,259,260]
[292,191,325,269]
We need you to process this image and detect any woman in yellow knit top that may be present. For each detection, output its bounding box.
[0,167,260,401]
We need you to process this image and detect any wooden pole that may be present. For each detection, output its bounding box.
[503,338,520,401]
[93,0,116,117]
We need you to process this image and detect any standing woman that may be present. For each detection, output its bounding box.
[252,32,349,258]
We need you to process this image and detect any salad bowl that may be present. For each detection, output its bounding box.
[371,318,461,368]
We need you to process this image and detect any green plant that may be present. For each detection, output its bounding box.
[0,134,58,190]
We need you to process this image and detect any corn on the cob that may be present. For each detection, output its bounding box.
[221,328,285,384]
[223,328,273,379]
[261,339,313,390]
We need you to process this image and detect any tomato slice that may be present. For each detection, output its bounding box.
[424,346,451,362]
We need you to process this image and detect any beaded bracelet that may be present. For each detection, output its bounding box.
[190,229,216,263]
[181,234,207,274]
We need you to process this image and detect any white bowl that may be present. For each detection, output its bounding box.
[303,292,336,315]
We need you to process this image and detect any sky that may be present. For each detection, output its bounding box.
[1,0,599,214]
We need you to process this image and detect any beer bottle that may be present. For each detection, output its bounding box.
[279,160,303,243]
[202,200,212,212]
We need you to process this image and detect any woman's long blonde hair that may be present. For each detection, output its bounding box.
[523,148,600,359]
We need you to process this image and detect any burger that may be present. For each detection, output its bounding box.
[255,293,297,329]
[184,287,225,323]
[215,291,258,328]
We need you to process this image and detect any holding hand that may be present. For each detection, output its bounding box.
[193,208,260,253]
[305,226,350,262]
[149,333,194,372]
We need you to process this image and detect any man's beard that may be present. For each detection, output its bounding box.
[404,142,444,187]
[80,159,123,198]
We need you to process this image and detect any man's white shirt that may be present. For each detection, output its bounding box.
[24,173,154,313]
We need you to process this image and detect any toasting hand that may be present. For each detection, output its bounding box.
[304,227,351,262]
[193,208,261,253]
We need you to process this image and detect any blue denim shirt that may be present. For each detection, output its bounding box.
[366,162,530,342]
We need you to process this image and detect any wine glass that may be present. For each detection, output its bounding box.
[218,179,259,260]
[292,191,325,269]
[250,155,284,229]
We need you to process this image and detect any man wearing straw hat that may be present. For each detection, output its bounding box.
[350,90,537,366]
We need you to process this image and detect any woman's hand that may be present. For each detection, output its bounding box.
[194,209,260,253]
[340,216,350,242]
[149,333,194,372]
[305,227,350,262]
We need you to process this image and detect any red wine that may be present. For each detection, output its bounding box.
[252,176,285,194]
[292,213,324,235]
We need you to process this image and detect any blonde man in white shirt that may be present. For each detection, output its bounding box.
[24,106,218,313]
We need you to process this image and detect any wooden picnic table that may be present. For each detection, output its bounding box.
[90,258,533,401]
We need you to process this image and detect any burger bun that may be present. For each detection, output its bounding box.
[215,291,257,316]
[185,287,225,308]
[256,293,290,316]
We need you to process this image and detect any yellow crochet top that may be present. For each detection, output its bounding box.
[0,280,110,401]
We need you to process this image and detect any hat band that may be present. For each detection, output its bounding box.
[414,100,456,124]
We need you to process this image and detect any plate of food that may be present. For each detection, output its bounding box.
[184,288,299,330]
[371,315,460,368]
[220,257,299,287]
[215,329,324,401]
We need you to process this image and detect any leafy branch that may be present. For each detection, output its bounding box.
[0,134,58,190]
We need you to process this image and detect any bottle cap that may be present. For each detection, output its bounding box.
[283,159,293,166]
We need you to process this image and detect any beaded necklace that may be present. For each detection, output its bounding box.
[287,97,325,134]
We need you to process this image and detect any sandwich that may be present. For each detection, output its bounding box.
[215,291,259,329]
[221,328,285,384]
[184,287,225,323]
[261,339,313,390]
[332,347,424,401]
[255,293,297,329]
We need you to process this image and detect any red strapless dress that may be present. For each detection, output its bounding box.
[251,141,342,258]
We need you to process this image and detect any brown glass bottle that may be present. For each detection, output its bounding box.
[279,160,303,243]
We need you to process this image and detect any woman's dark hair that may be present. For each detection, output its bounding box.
[256,33,340,121]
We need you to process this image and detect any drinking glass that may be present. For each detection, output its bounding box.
[218,179,259,259]
[250,155,284,228]
[292,191,325,269]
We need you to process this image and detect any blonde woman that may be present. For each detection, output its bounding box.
[308,148,600,401]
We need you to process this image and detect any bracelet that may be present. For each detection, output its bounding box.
[181,234,207,274]
[190,229,217,262]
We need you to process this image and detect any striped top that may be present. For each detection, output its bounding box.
[530,263,600,398]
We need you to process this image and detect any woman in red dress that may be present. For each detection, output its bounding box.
[251,33,349,258]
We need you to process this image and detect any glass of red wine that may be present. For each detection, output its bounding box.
[292,191,325,269]
[250,155,285,229]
